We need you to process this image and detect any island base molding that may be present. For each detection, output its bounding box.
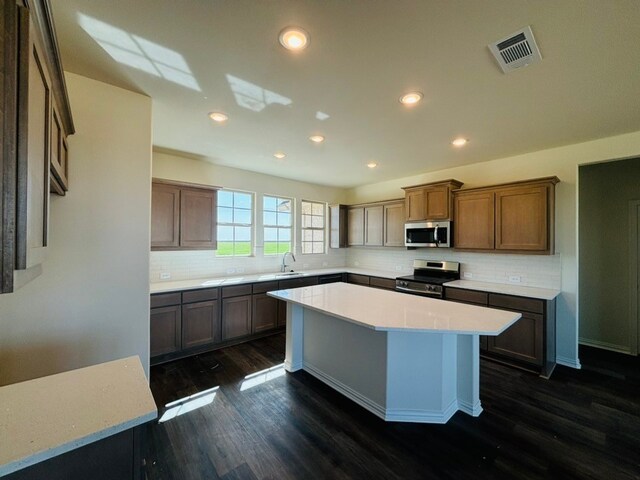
[285,304,484,424]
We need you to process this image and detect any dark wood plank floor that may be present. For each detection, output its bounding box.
[145,334,640,480]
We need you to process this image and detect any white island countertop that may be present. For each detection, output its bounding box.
[268,282,520,335]
[444,280,561,300]
[0,356,157,476]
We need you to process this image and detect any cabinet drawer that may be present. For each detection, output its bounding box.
[182,287,218,304]
[221,284,252,298]
[489,293,544,314]
[252,281,279,294]
[318,273,345,284]
[347,273,370,286]
[150,292,181,308]
[278,276,319,289]
[445,288,488,306]
[369,276,396,290]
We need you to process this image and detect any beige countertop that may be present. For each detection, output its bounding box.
[150,267,398,294]
[444,279,561,300]
[0,356,157,476]
[268,282,521,335]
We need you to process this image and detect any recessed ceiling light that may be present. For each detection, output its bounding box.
[273,152,286,159]
[278,27,309,51]
[208,111,228,122]
[309,135,325,143]
[399,91,423,105]
[367,162,378,169]
[452,138,469,147]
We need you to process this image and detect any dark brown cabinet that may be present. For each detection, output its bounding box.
[252,294,278,333]
[346,273,370,286]
[453,177,558,254]
[402,180,463,222]
[445,287,556,377]
[222,295,252,341]
[151,179,219,250]
[182,300,219,349]
[150,305,181,357]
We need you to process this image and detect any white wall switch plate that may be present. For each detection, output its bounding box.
[236,268,244,273]
[509,275,522,283]
[395,265,402,271]
[226,268,236,274]
[160,272,171,280]
[463,272,473,279]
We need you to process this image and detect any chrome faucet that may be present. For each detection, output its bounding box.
[281,251,296,272]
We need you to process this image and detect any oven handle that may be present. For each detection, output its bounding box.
[395,286,441,298]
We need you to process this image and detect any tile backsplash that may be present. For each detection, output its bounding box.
[150,245,561,290]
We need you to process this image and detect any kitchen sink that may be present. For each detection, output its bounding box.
[276,272,304,277]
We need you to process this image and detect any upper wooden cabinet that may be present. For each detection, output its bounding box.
[347,200,405,248]
[453,177,559,254]
[383,201,405,247]
[151,179,219,250]
[364,205,384,246]
[402,180,463,222]
[329,204,348,249]
[0,0,74,294]
[347,207,364,246]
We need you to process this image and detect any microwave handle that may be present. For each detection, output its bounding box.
[434,225,439,246]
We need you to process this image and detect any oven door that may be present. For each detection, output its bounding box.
[404,222,451,247]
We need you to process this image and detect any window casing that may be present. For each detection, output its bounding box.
[216,190,253,256]
[263,195,293,255]
[301,200,326,254]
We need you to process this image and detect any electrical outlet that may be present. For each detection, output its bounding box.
[160,272,171,280]
[395,265,402,271]
[236,268,244,274]
[509,275,522,283]
[463,272,473,279]
[226,268,236,274]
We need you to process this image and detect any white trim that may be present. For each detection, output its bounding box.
[579,338,632,355]
[556,355,582,369]
[629,200,639,355]
[458,398,483,417]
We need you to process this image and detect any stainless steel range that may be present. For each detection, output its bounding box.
[395,260,460,298]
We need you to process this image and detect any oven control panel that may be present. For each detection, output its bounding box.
[395,280,443,298]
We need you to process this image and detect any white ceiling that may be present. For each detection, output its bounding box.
[51,0,640,187]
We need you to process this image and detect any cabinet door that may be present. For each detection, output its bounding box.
[182,300,219,349]
[347,207,364,246]
[404,189,425,222]
[151,183,180,248]
[488,311,543,366]
[50,107,67,191]
[384,202,405,247]
[364,205,383,246]
[180,187,217,248]
[222,295,252,340]
[424,186,448,220]
[150,305,182,357]
[495,185,548,251]
[252,293,278,333]
[454,191,495,249]
[329,204,347,248]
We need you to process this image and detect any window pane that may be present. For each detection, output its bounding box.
[217,225,233,241]
[278,242,291,254]
[278,199,291,213]
[278,228,291,241]
[312,203,323,216]
[218,206,233,224]
[234,192,252,209]
[235,226,251,241]
[311,216,324,228]
[263,211,277,226]
[302,216,312,228]
[302,242,312,254]
[277,212,291,227]
[263,196,277,211]
[302,230,313,241]
[218,190,233,207]
[265,227,278,242]
[234,209,252,224]
[312,242,324,254]
[264,241,278,255]
[216,243,233,256]
[235,242,251,256]
[313,230,324,242]
[301,202,311,214]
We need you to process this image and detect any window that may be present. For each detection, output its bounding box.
[217,190,253,256]
[301,200,326,254]
[263,196,293,255]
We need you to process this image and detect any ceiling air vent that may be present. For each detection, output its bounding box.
[488,26,542,73]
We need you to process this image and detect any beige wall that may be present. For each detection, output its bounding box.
[579,157,640,353]
[0,73,152,386]
[347,130,640,367]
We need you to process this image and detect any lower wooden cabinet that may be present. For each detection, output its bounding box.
[252,293,278,333]
[222,295,252,340]
[488,311,543,366]
[150,305,181,357]
[182,300,219,349]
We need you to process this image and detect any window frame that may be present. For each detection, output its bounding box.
[262,194,294,256]
[216,189,255,257]
[300,199,327,255]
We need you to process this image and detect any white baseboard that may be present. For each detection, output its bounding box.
[458,398,483,417]
[556,355,582,369]
[579,338,632,355]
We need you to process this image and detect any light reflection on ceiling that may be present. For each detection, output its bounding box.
[77,13,201,91]
[225,74,292,113]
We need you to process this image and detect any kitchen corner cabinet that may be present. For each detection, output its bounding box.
[151,179,219,250]
[0,0,74,294]
[402,179,463,222]
[445,287,556,378]
[329,204,348,248]
[453,177,559,254]
[347,199,404,248]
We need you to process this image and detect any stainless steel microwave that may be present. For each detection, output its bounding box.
[404,221,452,248]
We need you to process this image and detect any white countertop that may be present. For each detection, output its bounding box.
[268,282,520,335]
[150,267,398,294]
[0,356,157,476]
[444,280,561,300]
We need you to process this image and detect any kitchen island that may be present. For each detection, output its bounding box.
[268,282,520,423]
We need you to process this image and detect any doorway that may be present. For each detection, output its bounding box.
[630,200,640,355]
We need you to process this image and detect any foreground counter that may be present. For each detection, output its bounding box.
[268,282,520,424]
